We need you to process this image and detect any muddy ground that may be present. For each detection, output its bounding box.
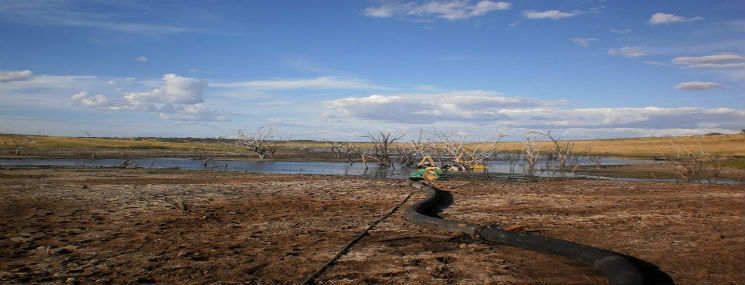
[0,168,743,284]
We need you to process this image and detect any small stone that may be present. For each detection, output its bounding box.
[710,234,724,240]
[56,245,79,255]
[65,277,76,283]
[505,225,526,232]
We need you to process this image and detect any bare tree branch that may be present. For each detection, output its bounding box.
[235,127,279,160]
[363,130,406,167]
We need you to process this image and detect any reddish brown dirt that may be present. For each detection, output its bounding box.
[0,168,742,284]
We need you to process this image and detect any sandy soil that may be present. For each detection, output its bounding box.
[0,168,742,284]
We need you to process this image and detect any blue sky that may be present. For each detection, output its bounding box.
[1,0,743,140]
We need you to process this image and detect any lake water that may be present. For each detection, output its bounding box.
[0,156,646,178]
[0,157,740,184]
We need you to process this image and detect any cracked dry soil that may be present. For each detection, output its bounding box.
[0,168,743,284]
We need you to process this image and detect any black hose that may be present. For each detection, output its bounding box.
[404,182,669,285]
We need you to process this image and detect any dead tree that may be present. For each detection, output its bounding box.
[430,129,466,164]
[585,144,607,170]
[7,136,33,155]
[532,131,575,172]
[325,140,344,158]
[363,131,406,168]
[523,135,540,177]
[506,153,520,178]
[331,141,361,164]
[430,128,504,171]
[465,129,505,170]
[395,128,430,168]
[236,127,278,160]
[192,148,215,168]
[671,142,711,181]
[325,140,360,163]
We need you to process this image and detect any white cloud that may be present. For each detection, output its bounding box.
[362,3,409,18]
[0,73,103,109]
[67,73,225,122]
[362,1,511,21]
[211,76,389,90]
[0,70,34,83]
[324,92,745,132]
[523,10,579,20]
[324,91,560,123]
[0,1,200,36]
[674,81,722,91]
[134,56,148,62]
[671,53,745,68]
[142,74,206,104]
[572,37,597,47]
[70,91,109,106]
[471,1,511,15]
[649,13,703,25]
[608,46,647,58]
[643,61,669,66]
[158,103,228,121]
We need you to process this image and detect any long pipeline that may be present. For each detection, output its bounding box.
[404,182,649,285]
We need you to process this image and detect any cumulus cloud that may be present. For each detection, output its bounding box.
[674,81,722,91]
[157,103,228,121]
[124,74,207,105]
[0,70,34,83]
[324,92,745,132]
[608,46,647,58]
[324,91,559,123]
[649,13,703,25]
[362,1,511,21]
[70,91,109,107]
[523,10,579,20]
[71,74,225,122]
[572,37,597,47]
[671,53,745,68]
[134,56,148,62]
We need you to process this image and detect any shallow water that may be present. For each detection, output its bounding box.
[0,157,740,184]
[0,158,407,178]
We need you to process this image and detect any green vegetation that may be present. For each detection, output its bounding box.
[710,157,745,169]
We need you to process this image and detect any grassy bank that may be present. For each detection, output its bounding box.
[496,133,744,158]
[2,133,743,159]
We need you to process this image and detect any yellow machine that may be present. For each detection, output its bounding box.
[455,149,488,171]
[417,155,437,168]
[411,157,443,180]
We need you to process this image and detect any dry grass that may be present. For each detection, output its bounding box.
[496,133,744,158]
[0,134,239,152]
[2,133,743,159]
